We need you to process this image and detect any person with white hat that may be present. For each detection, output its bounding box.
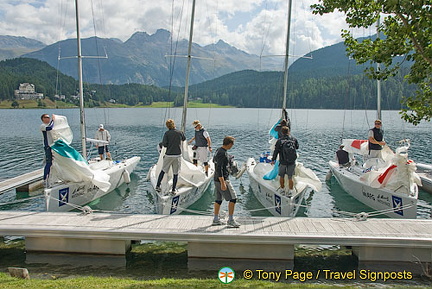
[188,120,212,176]
[95,124,112,160]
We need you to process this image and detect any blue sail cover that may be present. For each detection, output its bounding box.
[51,139,111,192]
[269,119,281,139]
[263,160,279,180]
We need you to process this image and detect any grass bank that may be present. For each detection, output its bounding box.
[0,100,233,109]
[0,240,429,288]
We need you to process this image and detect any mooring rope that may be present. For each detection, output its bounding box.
[334,203,416,221]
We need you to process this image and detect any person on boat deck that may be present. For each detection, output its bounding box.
[368,119,385,159]
[271,126,299,196]
[212,136,241,228]
[274,119,290,139]
[156,119,186,195]
[95,124,112,160]
[188,120,212,176]
[336,145,350,167]
[40,114,55,182]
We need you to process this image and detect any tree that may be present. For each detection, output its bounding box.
[11,100,19,108]
[311,0,432,125]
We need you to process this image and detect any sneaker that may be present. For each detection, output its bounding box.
[170,189,178,196]
[155,186,162,193]
[276,187,284,194]
[286,190,293,198]
[227,219,241,228]
[212,219,225,226]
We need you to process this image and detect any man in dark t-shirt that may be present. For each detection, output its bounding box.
[212,136,240,228]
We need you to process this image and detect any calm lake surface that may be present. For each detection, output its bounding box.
[1,108,431,219]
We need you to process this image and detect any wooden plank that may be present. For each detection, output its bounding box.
[0,212,431,249]
[0,169,43,194]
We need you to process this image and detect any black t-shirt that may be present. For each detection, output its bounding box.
[213,147,229,181]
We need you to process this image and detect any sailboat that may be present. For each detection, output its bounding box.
[246,0,322,217]
[44,0,140,212]
[148,0,214,215]
[327,19,420,219]
[416,163,432,194]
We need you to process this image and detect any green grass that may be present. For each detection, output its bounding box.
[0,100,233,109]
[0,241,430,288]
[132,101,233,108]
[1,273,430,289]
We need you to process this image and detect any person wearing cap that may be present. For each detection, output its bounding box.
[368,119,385,159]
[188,120,212,176]
[336,144,350,167]
[95,124,112,160]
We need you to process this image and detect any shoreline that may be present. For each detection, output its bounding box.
[0,100,234,109]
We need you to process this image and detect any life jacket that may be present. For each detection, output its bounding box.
[336,149,349,165]
[369,127,383,151]
[194,128,208,147]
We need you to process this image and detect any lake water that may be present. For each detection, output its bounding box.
[1,108,431,219]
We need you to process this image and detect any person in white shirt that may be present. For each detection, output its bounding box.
[95,124,112,160]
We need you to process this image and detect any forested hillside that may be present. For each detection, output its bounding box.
[0,58,170,106]
[186,67,416,110]
[0,57,417,110]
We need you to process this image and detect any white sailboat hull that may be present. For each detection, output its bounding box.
[246,158,309,217]
[149,160,214,215]
[329,160,418,218]
[45,156,140,212]
[416,163,432,194]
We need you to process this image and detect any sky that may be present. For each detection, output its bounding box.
[0,0,374,59]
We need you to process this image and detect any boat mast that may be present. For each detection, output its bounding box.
[181,0,196,133]
[376,16,382,121]
[75,0,87,157]
[282,0,292,116]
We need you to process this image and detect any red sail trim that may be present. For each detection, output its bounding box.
[351,139,367,149]
[378,165,397,184]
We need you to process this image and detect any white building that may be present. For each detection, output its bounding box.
[14,83,43,100]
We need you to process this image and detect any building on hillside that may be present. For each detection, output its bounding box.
[54,94,66,100]
[14,83,43,100]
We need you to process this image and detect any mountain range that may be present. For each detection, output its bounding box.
[1,30,367,88]
[18,29,284,87]
[0,31,415,110]
[0,35,46,61]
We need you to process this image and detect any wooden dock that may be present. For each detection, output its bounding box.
[0,169,43,194]
[0,211,431,272]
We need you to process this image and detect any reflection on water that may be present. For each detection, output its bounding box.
[0,108,431,219]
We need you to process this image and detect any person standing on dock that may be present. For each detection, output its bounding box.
[40,114,55,183]
[95,124,112,160]
[368,119,386,159]
[212,136,240,228]
[155,119,186,195]
[188,120,212,176]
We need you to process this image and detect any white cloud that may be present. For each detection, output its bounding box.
[0,0,373,59]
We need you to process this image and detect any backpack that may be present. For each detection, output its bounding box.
[280,137,297,164]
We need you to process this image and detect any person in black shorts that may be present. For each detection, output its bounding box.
[212,136,240,228]
[271,126,298,196]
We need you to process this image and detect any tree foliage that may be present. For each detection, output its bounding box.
[311,0,432,125]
